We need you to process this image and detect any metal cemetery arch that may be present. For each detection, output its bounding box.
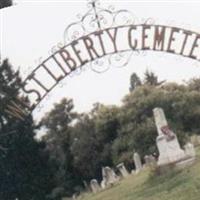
[6,0,200,120]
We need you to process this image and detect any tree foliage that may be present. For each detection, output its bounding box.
[41,71,200,198]
[0,59,55,200]
[0,0,12,9]
[144,70,165,86]
[42,98,81,197]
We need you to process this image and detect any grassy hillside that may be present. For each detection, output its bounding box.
[78,146,200,200]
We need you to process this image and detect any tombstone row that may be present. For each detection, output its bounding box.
[90,152,147,193]
[89,107,197,195]
[90,166,119,193]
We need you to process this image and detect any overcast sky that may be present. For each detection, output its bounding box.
[1,0,200,121]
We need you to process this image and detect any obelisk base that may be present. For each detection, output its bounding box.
[156,135,186,166]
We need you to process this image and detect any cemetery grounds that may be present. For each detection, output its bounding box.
[66,146,200,200]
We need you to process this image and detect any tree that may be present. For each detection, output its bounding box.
[42,98,80,197]
[144,70,165,86]
[129,73,142,92]
[188,78,200,92]
[92,104,120,166]
[0,59,55,200]
[71,114,101,181]
[69,103,121,185]
[0,0,12,9]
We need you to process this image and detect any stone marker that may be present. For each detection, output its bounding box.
[133,152,142,173]
[102,166,118,186]
[153,107,185,166]
[116,163,129,178]
[144,155,150,166]
[131,169,135,174]
[144,155,156,167]
[83,180,90,191]
[184,143,196,158]
[197,136,200,144]
[100,179,106,189]
[191,135,200,146]
[72,194,77,200]
[149,155,156,165]
[90,179,100,193]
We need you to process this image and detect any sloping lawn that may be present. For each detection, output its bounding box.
[78,146,200,200]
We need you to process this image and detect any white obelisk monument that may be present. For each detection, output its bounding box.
[153,108,185,166]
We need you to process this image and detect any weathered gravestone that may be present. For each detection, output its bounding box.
[184,143,196,158]
[133,152,143,173]
[191,135,200,146]
[102,166,118,187]
[72,193,78,200]
[144,155,150,166]
[197,136,200,144]
[144,155,156,167]
[83,180,90,191]
[116,163,129,178]
[90,179,101,193]
[153,107,186,166]
[100,179,106,189]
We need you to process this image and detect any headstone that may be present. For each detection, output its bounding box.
[72,194,77,200]
[90,179,100,193]
[133,152,142,173]
[153,108,185,166]
[144,155,151,166]
[149,155,156,165]
[197,136,200,144]
[131,169,135,174]
[144,155,156,167]
[184,143,196,158]
[83,180,89,191]
[116,163,129,178]
[100,179,106,189]
[102,166,118,187]
[191,135,200,146]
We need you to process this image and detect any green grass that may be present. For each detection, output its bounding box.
[79,146,200,200]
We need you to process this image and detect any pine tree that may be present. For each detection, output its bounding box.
[144,70,165,86]
[0,59,55,200]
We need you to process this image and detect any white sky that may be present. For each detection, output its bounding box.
[1,0,200,121]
